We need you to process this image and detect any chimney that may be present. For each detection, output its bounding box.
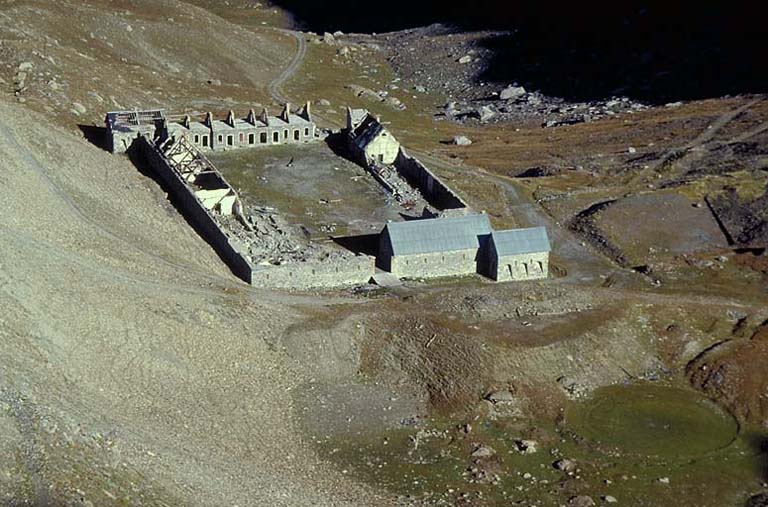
[300,101,312,122]
[226,110,235,127]
[281,102,291,122]
[247,108,256,125]
[260,107,269,126]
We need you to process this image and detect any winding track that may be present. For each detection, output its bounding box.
[267,29,307,105]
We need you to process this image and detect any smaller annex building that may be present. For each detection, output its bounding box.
[378,214,550,282]
[485,227,550,281]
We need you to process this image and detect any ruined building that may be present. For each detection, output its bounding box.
[346,107,401,166]
[107,105,550,289]
[106,102,316,154]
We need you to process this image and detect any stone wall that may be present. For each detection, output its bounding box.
[393,148,469,211]
[250,255,375,289]
[137,136,253,283]
[492,252,549,281]
[390,249,479,279]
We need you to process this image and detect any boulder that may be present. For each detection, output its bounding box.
[484,389,514,403]
[322,32,335,45]
[515,439,538,454]
[458,55,472,64]
[569,496,596,507]
[71,102,87,115]
[383,96,405,109]
[500,85,526,100]
[452,135,472,146]
[475,105,495,122]
[471,445,496,458]
[603,495,618,503]
[317,99,331,106]
[553,458,577,473]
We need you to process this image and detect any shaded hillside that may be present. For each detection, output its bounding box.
[276,2,767,102]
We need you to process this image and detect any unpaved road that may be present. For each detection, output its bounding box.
[268,29,307,105]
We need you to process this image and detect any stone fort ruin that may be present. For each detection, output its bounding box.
[106,103,315,154]
[106,104,550,289]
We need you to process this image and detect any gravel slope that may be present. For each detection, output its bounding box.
[0,99,387,506]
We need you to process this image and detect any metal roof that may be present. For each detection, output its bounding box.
[490,227,550,256]
[106,109,165,129]
[385,214,492,255]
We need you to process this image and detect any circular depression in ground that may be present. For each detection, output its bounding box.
[567,384,739,458]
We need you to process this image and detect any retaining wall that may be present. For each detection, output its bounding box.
[250,255,375,289]
[393,149,469,211]
[137,136,253,283]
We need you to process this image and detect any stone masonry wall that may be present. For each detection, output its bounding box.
[138,136,253,283]
[250,255,375,289]
[390,249,479,279]
[494,252,549,281]
[393,148,469,211]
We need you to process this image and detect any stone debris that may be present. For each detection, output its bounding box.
[484,389,514,404]
[470,445,496,458]
[345,84,406,110]
[499,85,526,100]
[569,495,596,507]
[514,439,538,454]
[437,91,647,127]
[452,135,472,146]
[553,458,578,473]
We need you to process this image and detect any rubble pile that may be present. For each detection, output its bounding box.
[437,91,647,128]
[220,206,357,266]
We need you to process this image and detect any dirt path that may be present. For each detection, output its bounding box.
[413,150,625,284]
[626,98,763,186]
[268,29,307,104]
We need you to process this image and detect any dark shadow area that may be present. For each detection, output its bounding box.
[275,2,767,103]
[78,124,108,151]
[398,212,424,221]
[333,233,379,256]
[746,433,768,483]
[324,131,355,162]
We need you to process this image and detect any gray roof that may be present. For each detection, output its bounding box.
[490,227,550,256]
[385,214,492,256]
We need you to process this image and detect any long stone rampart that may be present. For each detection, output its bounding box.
[137,136,253,283]
[250,255,375,289]
[393,148,469,211]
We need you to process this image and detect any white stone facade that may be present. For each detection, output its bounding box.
[490,251,549,281]
[389,249,479,279]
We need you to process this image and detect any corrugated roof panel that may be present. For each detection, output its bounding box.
[386,214,492,255]
[491,227,550,256]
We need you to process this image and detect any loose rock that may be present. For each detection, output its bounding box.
[452,135,472,146]
[569,495,596,507]
[500,85,526,100]
[553,458,577,473]
[470,445,496,458]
